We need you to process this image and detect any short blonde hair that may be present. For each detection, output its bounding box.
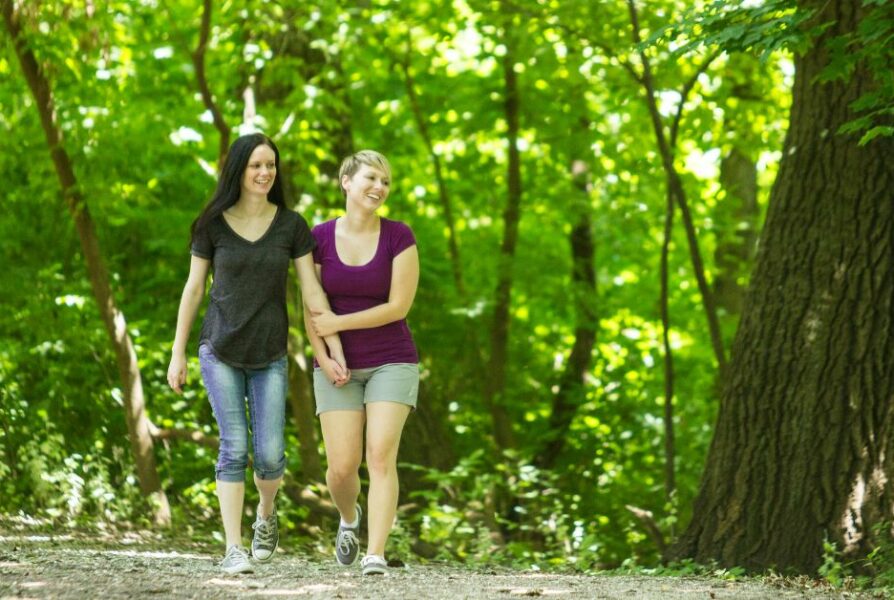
[338,150,391,196]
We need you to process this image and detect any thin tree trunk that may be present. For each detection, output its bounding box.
[627,0,727,372]
[483,12,522,452]
[286,282,324,483]
[714,148,759,316]
[536,162,597,468]
[673,0,894,572]
[2,0,170,526]
[399,37,466,300]
[660,187,676,504]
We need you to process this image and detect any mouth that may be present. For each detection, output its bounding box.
[255,179,271,185]
[366,193,381,201]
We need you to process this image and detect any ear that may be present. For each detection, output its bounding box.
[341,173,351,193]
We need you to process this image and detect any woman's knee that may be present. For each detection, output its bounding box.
[327,459,361,483]
[365,444,397,477]
[217,438,249,481]
[253,442,285,480]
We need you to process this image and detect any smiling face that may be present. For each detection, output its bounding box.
[241,144,277,198]
[342,164,390,213]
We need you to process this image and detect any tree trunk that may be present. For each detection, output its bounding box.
[193,0,230,167]
[660,186,677,503]
[627,0,727,372]
[399,39,466,300]
[483,13,522,452]
[714,148,758,316]
[400,382,457,476]
[286,282,324,483]
[673,0,894,572]
[536,162,596,468]
[2,0,170,526]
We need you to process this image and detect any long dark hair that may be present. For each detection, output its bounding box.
[190,133,285,244]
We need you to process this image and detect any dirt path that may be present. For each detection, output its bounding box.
[0,532,875,599]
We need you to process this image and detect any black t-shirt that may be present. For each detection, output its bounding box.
[191,206,315,368]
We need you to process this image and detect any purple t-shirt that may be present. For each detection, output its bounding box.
[312,217,419,369]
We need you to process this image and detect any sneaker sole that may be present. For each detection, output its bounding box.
[362,565,386,575]
[253,546,276,562]
[221,564,254,575]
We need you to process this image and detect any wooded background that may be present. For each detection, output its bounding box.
[1,0,892,578]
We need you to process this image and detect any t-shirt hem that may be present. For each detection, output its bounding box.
[344,355,420,369]
[199,340,287,369]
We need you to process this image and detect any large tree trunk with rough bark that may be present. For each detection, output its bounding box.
[2,0,170,526]
[673,0,894,572]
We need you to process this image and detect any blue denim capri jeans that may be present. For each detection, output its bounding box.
[199,344,287,482]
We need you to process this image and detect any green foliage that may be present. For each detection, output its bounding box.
[658,0,894,142]
[0,0,853,572]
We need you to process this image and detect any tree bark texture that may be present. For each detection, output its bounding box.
[674,0,894,572]
[2,0,171,526]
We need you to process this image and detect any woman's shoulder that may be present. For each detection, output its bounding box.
[381,217,416,254]
[310,218,337,246]
[311,217,337,234]
[381,217,414,235]
[280,207,309,226]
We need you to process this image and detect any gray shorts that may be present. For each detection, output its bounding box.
[313,363,419,415]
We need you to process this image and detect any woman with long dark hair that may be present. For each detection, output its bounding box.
[167,133,348,574]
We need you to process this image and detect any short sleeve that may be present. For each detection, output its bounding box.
[311,220,332,264]
[312,226,323,264]
[191,224,213,259]
[290,212,316,259]
[389,221,416,258]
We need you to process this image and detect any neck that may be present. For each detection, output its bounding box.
[232,193,273,217]
[341,207,379,233]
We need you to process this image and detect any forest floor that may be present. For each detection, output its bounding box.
[0,519,885,600]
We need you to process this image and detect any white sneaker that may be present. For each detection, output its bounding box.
[360,554,387,575]
[221,545,253,574]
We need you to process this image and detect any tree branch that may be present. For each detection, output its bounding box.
[627,0,727,371]
[192,0,229,166]
[670,49,723,148]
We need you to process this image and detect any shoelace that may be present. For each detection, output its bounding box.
[225,546,249,563]
[253,517,276,545]
[337,529,359,555]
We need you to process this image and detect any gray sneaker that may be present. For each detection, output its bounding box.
[221,545,253,574]
[251,506,279,561]
[335,505,362,566]
[361,553,387,575]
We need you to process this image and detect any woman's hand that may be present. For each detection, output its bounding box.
[320,355,350,387]
[311,309,341,337]
[167,354,188,394]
